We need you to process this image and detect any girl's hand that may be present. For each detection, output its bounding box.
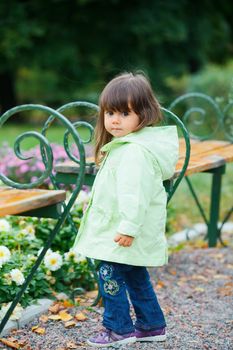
[114,233,134,247]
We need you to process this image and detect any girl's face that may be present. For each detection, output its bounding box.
[104,107,140,137]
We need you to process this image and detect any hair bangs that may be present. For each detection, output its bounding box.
[100,82,131,112]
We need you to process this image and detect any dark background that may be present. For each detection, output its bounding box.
[0,0,232,113]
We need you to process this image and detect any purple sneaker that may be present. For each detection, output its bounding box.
[135,327,166,342]
[87,328,136,347]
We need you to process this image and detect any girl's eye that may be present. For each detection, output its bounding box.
[106,111,114,116]
[122,111,129,117]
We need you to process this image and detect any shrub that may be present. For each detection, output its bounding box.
[166,59,233,103]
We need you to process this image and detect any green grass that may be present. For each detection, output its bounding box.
[168,163,233,231]
[0,124,90,149]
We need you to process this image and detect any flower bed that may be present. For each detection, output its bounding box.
[0,190,95,322]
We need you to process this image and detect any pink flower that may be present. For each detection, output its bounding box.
[31,176,38,182]
[35,162,45,172]
[19,164,30,173]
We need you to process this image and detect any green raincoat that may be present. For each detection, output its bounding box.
[73,126,179,266]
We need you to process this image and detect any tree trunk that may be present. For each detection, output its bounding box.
[0,70,17,114]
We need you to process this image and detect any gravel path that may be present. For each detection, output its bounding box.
[0,245,232,350]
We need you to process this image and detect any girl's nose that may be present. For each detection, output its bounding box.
[112,114,120,124]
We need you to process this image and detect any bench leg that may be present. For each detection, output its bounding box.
[208,166,225,247]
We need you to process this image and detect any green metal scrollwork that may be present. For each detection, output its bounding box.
[223,101,233,142]
[161,108,190,202]
[64,121,95,165]
[0,104,86,195]
[57,102,97,167]
[42,101,98,167]
[169,92,224,140]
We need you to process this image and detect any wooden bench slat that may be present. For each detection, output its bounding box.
[0,188,66,217]
[176,158,225,176]
[175,144,233,176]
[178,139,230,158]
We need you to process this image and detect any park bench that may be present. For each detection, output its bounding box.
[0,102,190,335]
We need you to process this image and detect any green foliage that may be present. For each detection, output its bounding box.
[189,61,233,101]
[52,259,95,295]
[35,216,82,254]
[166,60,233,139]
[0,205,95,311]
[166,60,233,101]
[0,222,41,253]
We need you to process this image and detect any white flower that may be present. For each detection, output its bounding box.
[64,249,86,263]
[0,246,11,265]
[0,303,23,321]
[0,219,11,232]
[10,269,25,286]
[21,224,36,240]
[44,252,63,271]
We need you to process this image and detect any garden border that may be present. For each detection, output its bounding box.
[0,299,53,336]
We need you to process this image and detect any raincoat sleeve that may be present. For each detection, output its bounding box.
[116,144,162,238]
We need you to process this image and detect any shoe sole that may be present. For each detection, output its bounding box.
[87,336,136,347]
[136,334,166,342]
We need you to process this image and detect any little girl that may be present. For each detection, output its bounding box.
[73,72,179,347]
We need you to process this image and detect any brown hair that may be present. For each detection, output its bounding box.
[95,72,162,164]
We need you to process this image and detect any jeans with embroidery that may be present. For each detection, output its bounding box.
[98,261,166,335]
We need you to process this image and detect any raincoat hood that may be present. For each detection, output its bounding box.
[101,126,179,180]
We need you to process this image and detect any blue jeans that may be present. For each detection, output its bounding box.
[98,261,166,335]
